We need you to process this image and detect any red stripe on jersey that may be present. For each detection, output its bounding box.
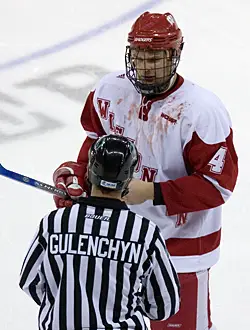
[161,173,225,215]
[77,136,95,166]
[160,129,238,216]
[77,90,106,179]
[183,129,238,192]
[150,272,199,330]
[166,229,221,256]
[80,91,106,136]
[207,272,212,329]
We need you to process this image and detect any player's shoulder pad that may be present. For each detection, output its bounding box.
[93,70,133,92]
[184,80,232,144]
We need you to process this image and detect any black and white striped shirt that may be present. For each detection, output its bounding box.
[20,197,180,330]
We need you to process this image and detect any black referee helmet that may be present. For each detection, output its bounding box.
[87,134,138,191]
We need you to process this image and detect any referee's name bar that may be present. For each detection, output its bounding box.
[49,233,142,264]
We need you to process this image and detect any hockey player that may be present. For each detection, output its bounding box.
[19,134,180,330]
[52,12,238,330]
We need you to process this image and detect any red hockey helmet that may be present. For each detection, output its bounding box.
[128,11,183,51]
[125,12,184,95]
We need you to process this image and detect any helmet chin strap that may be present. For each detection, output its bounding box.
[152,73,177,95]
[165,73,177,92]
[140,73,178,97]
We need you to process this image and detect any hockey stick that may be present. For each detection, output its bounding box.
[0,163,68,198]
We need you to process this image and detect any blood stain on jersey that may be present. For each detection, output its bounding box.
[127,103,138,121]
[176,103,185,120]
[166,95,177,104]
[156,115,164,133]
[155,116,165,145]
[148,133,154,150]
[117,98,123,105]
[161,101,188,132]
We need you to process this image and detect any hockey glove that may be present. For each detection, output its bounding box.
[53,161,87,208]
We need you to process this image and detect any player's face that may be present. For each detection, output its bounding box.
[130,48,173,86]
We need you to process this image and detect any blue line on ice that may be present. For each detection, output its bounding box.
[0,0,164,71]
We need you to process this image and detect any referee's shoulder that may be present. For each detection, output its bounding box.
[40,204,79,229]
[128,210,159,230]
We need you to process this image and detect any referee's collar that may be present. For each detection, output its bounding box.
[79,196,129,210]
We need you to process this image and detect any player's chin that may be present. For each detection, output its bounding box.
[139,77,156,84]
[138,77,165,86]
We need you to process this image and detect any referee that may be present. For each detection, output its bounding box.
[19,134,180,330]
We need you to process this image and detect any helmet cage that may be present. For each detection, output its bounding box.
[125,12,184,95]
[125,46,182,95]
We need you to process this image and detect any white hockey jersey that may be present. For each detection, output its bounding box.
[78,72,238,272]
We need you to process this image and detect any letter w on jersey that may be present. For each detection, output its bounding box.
[97,98,110,119]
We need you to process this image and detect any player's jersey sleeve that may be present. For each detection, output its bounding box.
[77,71,130,167]
[159,99,238,216]
[77,89,106,165]
[140,227,180,320]
[19,220,47,305]
[80,90,107,139]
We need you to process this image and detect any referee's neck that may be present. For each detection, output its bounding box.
[91,186,123,201]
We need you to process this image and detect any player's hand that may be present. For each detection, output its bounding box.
[53,161,87,208]
[123,179,154,205]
